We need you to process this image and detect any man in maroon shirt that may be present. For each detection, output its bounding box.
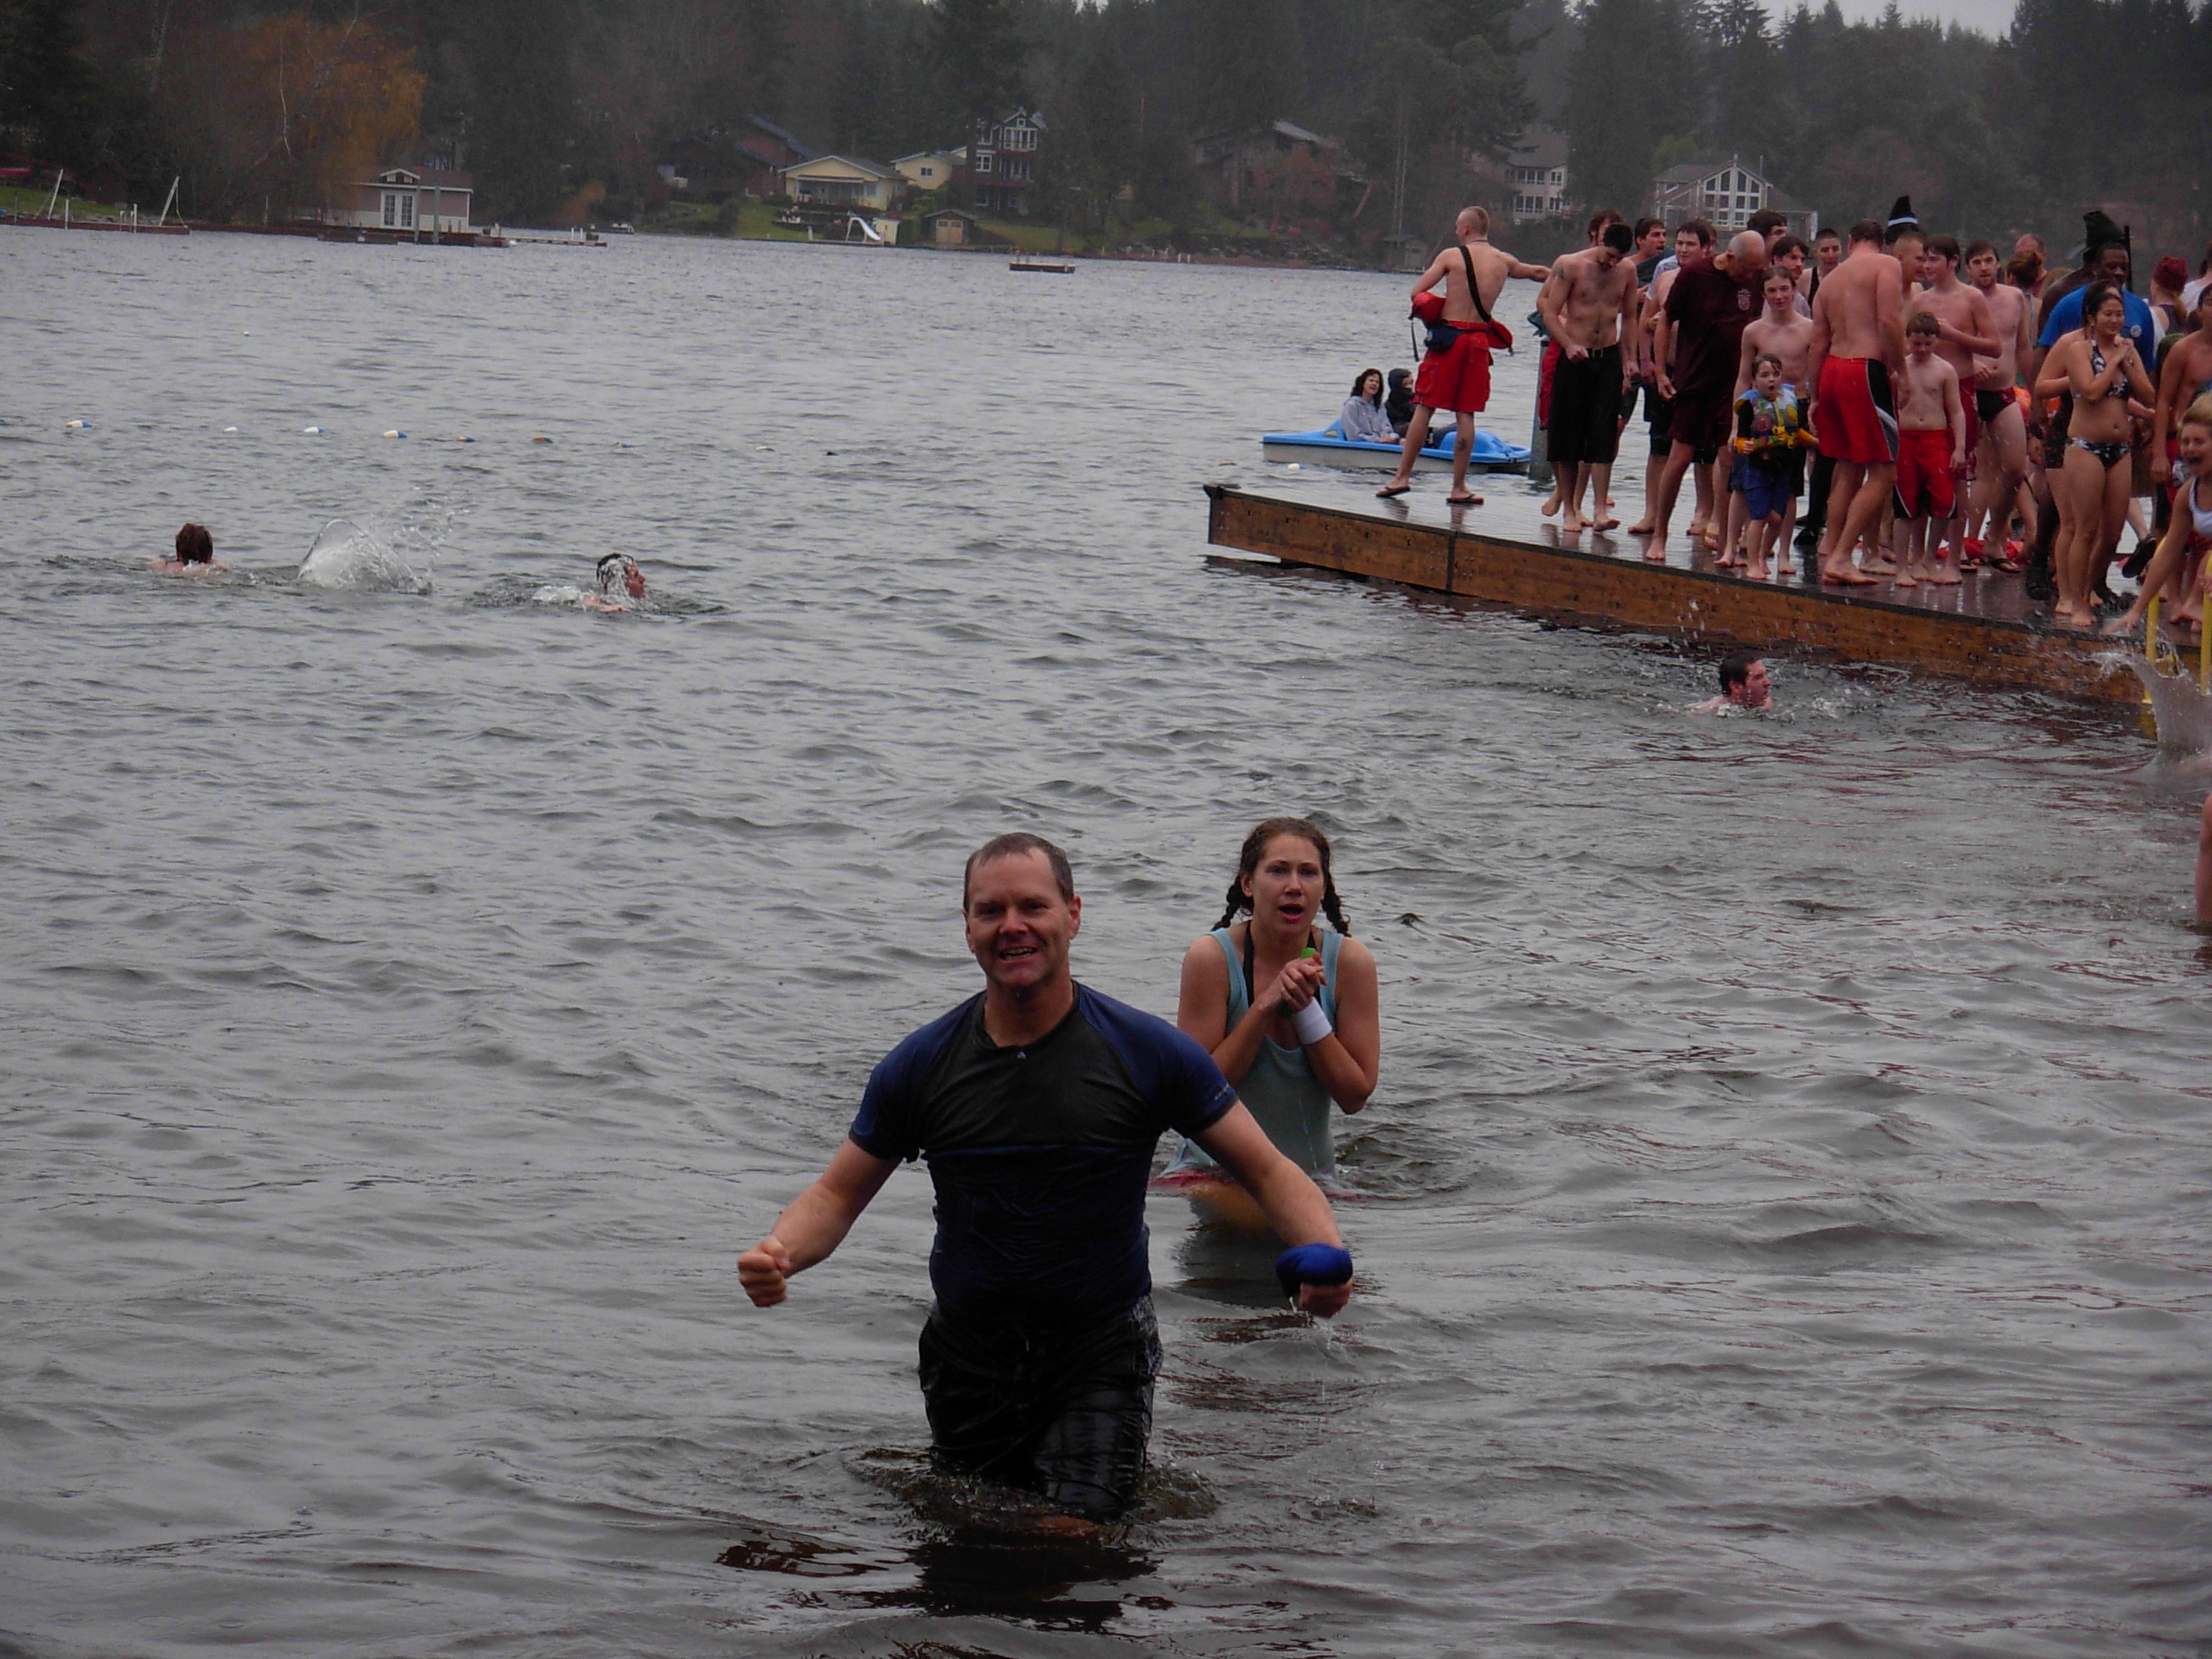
[1645,229,1768,555]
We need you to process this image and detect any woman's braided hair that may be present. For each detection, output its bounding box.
[1213,817,1350,935]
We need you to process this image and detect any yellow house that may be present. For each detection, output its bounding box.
[894,150,965,192]
[778,156,897,212]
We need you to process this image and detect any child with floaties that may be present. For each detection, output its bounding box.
[1728,352,1812,580]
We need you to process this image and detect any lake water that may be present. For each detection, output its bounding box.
[3,227,2208,1658]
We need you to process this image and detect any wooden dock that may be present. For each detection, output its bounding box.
[1205,475,2146,706]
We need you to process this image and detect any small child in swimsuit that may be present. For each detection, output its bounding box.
[1728,354,1809,581]
[1892,313,1966,588]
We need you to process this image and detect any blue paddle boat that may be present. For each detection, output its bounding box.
[1261,426,1529,474]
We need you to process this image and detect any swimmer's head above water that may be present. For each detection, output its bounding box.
[1717,649,1771,709]
[176,523,213,565]
[596,554,645,600]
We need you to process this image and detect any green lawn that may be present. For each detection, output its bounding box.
[0,183,128,221]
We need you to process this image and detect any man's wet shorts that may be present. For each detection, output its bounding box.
[1414,332,1493,415]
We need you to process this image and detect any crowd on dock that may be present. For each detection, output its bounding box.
[1347,200,2212,634]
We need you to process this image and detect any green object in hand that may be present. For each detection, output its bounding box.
[1300,947,1318,960]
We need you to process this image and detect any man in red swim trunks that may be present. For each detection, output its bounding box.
[1806,218,1908,585]
[1380,207,1550,506]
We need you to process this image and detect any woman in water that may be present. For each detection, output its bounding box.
[2042,283,2157,629]
[1337,369,1398,445]
[152,523,226,574]
[1164,818,1379,1225]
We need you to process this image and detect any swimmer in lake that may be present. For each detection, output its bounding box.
[737,833,1352,1527]
[1161,819,1379,1228]
[152,523,227,574]
[1692,649,1772,712]
[534,554,648,611]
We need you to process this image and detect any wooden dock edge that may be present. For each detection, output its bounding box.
[1205,485,2141,706]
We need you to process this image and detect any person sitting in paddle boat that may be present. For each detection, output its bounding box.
[1161,817,1380,1231]
[1336,369,1398,445]
[152,522,228,574]
[1385,369,1418,438]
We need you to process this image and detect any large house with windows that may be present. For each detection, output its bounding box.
[1504,130,1570,222]
[777,155,899,212]
[1649,159,1816,238]
[970,108,1044,215]
[326,165,475,234]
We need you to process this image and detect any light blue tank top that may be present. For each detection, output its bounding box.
[1168,926,1343,1177]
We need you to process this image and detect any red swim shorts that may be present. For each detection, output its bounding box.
[1416,332,1494,415]
[1815,356,1899,465]
[1892,428,1956,520]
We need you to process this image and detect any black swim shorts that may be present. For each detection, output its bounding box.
[917,1296,1161,1521]
[1548,343,1624,466]
[1975,388,2012,425]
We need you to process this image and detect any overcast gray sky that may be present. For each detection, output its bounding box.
[1821,0,2018,33]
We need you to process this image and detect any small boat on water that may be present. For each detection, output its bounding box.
[1262,426,1529,474]
[1011,259,1075,273]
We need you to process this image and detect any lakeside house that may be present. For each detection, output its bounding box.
[895,150,966,194]
[924,207,983,248]
[1649,159,1817,238]
[1190,119,1359,217]
[1503,129,1570,222]
[325,166,474,234]
[970,109,1044,215]
[778,155,899,213]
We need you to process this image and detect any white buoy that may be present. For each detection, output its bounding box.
[302,426,326,435]
[222,426,242,434]
[63,419,91,431]
[455,436,475,444]
[382,430,406,439]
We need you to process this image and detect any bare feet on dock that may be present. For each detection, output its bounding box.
[1541,492,1561,517]
[1894,570,1919,588]
[1593,515,1620,531]
[1626,518,1657,535]
[1928,565,1962,586]
[1560,509,1585,534]
[1863,554,1897,576]
[1820,564,1879,586]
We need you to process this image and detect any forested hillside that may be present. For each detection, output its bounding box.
[1,0,2204,252]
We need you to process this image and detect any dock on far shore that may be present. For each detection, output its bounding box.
[1205,475,2146,707]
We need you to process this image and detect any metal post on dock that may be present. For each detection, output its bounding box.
[156,176,179,228]
[1525,405,1552,490]
[45,169,63,220]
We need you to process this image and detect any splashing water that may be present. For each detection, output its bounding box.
[297,518,431,593]
[2113,652,2212,751]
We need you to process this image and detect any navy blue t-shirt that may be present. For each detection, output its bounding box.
[849,984,1236,1323]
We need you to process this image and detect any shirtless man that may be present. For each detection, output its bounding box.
[1646,229,1768,554]
[1807,218,1907,585]
[1964,238,2035,566]
[1915,235,2000,569]
[1732,266,1818,554]
[1628,222,1713,534]
[1380,207,1550,505]
[1538,222,1640,534]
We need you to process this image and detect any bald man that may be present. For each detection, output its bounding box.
[1380,207,1550,507]
[1646,228,1768,554]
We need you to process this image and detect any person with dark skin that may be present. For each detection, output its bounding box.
[737,834,1352,1529]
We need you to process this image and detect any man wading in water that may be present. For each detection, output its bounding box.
[1378,207,1550,507]
[737,834,1353,1527]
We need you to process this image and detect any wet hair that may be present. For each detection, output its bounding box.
[1678,218,1714,248]
[1587,208,1624,238]
[1213,817,1350,935]
[1848,218,1884,246]
[595,552,631,593]
[1351,367,1383,401]
[963,832,1075,909]
[1632,216,1663,242]
[1906,310,1941,337]
[1601,222,1633,254]
[2079,280,2126,327]
[1747,208,1786,238]
[1718,649,1762,692]
[175,523,212,564]
[1771,233,1807,262]
[1752,351,1784,377]
[2007,249,2044,287]
[1926,233,1961,266]
[1964,238,1995,263]
[2152,255,2188,295]
[2182,392,2212,431]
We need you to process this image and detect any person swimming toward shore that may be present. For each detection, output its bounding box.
[534,554,649,612]
[151,523,228,574]
[1691,649,1773,712]
[1159,818,1379,1231]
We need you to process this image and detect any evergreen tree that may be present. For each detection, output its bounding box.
[937,0,1025,132]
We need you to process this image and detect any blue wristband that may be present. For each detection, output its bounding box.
[1274,1243,1354,1300]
